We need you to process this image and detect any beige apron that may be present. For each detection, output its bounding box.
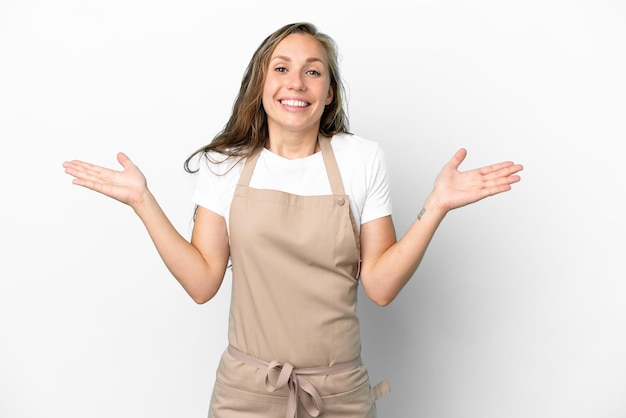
[208,136,389,418]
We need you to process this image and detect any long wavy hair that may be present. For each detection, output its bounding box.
[184,22,350,173]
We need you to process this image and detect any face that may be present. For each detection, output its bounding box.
[262,33,334,137]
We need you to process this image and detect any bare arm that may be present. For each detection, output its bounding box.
[359,148,523,306]
[63,152,229,304]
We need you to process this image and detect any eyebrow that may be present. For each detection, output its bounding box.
[270,55,325,64]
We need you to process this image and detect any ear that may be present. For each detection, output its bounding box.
[325,86,334,105]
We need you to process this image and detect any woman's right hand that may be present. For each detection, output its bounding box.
[63,152,149,208]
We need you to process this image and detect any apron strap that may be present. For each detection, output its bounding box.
[237,136,344,196]
[234,135,361,266]
[370,379,391,401]
[236,149,261,187]
[318,135,361,255]
[318,135,346,196]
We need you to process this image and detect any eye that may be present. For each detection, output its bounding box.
[274,66,287,73]
[306,69,321,76]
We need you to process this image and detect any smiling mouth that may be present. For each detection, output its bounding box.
[280,99,309,108]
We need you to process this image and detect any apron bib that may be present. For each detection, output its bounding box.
[208,136,389,418]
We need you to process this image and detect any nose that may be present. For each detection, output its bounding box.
[286,72,306,91]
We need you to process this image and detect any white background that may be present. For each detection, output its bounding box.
[1,0,625,417]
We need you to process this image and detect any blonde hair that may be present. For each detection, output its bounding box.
[185,22,349,172]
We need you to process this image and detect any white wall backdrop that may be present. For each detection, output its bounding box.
[1,1,625,417]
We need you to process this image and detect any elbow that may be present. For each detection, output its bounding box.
[361,273,398,307]
[370,293,395,307]
[181,273,223,305]
[189,287,218,305]
[363,284,397,307]
[192,295,211,305]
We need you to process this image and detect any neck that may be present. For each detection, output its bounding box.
[266,130,320,160]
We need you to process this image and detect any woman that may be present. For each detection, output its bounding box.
[63,22,523,418]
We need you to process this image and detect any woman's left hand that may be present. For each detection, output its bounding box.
[431,148,523,212]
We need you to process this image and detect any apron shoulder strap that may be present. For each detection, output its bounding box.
[237,149,261,187]
[318,135,345,196]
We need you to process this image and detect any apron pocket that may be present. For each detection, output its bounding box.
[209,381,288,418]
[307,380,377,417]
[209,380,378,418]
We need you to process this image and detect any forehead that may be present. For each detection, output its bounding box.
[270,33,328,64]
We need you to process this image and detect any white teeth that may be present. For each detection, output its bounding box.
[281,99,308,107]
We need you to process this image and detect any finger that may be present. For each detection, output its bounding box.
[65,167,104,185]
[476,161,514,176]
[71,177,112,195]
[447,148,467,170]
[479,162,524,180]
[64,161,98,177]
[493,164,524,183]
[66,159,103,172]
[63,160,91,173]
[63,161,89,178]
[64,160,108,181]
[486,174,522,188]
[116,152,134,170]
[71,177,97,189]
[64,161,113,184]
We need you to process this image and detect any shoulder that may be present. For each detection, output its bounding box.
[331,133,387,166]
[191,151,245,216]
[331,132,384,156]
[331,132,381,151]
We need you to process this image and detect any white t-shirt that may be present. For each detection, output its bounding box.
[191,133,393,233]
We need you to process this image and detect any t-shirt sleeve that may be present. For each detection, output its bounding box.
[360,144,393,225]
[191,153,239,217]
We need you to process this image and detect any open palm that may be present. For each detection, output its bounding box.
[433,148,523,211]
[63,152,148,207]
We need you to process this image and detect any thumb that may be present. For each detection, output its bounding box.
[116,152,134,170]
[448,148,467,171]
